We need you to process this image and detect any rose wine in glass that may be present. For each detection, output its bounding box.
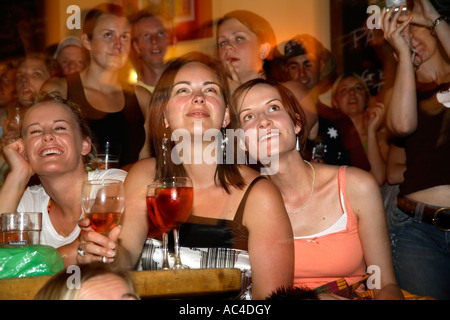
[81,179,125,262]
[84,212,122,234]
[155,177,193,270]
[146,184,170,270]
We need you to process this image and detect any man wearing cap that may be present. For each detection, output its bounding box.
[281,34,370,171]
[53,36,88,76]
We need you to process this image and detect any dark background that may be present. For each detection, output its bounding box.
[0,0,46,60]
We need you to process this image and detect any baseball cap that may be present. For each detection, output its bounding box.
[53,36,83,59]
[283,39,306,58]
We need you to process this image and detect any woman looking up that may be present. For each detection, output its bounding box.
[234,78,404,300]
[77,52,294,300]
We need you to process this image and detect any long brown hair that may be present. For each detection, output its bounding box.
[149,52,245,193]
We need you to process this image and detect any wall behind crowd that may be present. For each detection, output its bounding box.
[42,0,331,61]
[4,0,390,104]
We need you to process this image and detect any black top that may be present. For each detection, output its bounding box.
[306,102,370,171]
[400,81,450,195]
[66,72,146,167]
[169,176,267,251]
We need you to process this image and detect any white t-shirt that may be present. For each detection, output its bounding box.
[16,169,127,248]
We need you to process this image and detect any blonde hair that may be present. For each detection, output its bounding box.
[34,263,139,300]
[331,73,371,108]
[24,91,98,169]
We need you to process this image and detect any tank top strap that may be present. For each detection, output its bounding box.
[233,176,267,225]
[65,72,105,118]
[337,166,358,229]
[66,72,88,105]
[121,82,141,119]
[66,73,140,119]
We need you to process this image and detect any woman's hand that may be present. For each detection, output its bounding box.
[76,218,121,264]
[224,59,241,84]
[224,59,242,91]
[380,7,413,60]
[2,138,34,180]
[0,139,35,213]
[367,102,385,134]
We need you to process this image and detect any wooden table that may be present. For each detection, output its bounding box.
[0,268,242,300]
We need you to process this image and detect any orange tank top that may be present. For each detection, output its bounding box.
[293,166,366,290]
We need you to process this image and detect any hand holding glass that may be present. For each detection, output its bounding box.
[81,179,125,261]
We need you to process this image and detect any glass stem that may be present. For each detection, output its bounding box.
[161,232,170,270]
[172,226,185,269]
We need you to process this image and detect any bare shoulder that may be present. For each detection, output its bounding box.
[281,80,309,97]
[239,165,278,193]
[128,157,156,175]
[125,157,157,187]
[239,166,285,215]
[313,164,378,201]
[40,76,68,97]
[343,165,379,195]
[341,166,383,220]
[246,175,281,197]
[134,84,152,101]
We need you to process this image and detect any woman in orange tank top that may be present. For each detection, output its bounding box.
[234,78,404,300]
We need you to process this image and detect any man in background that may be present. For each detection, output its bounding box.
[130,10,170,93]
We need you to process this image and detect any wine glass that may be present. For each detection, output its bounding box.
[146,183,170,270]
[81,179,125,262]
[154,177,193,270]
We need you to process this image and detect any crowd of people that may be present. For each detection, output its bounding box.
[0,0,449,300]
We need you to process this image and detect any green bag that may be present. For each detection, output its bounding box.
[0,245,64,278]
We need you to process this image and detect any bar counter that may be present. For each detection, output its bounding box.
[0,268,242,300]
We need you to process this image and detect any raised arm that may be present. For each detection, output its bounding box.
[243,178,294,299]
[366,103,387,186]
[381,9,418,136]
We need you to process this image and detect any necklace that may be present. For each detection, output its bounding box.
[287,160,315,215]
